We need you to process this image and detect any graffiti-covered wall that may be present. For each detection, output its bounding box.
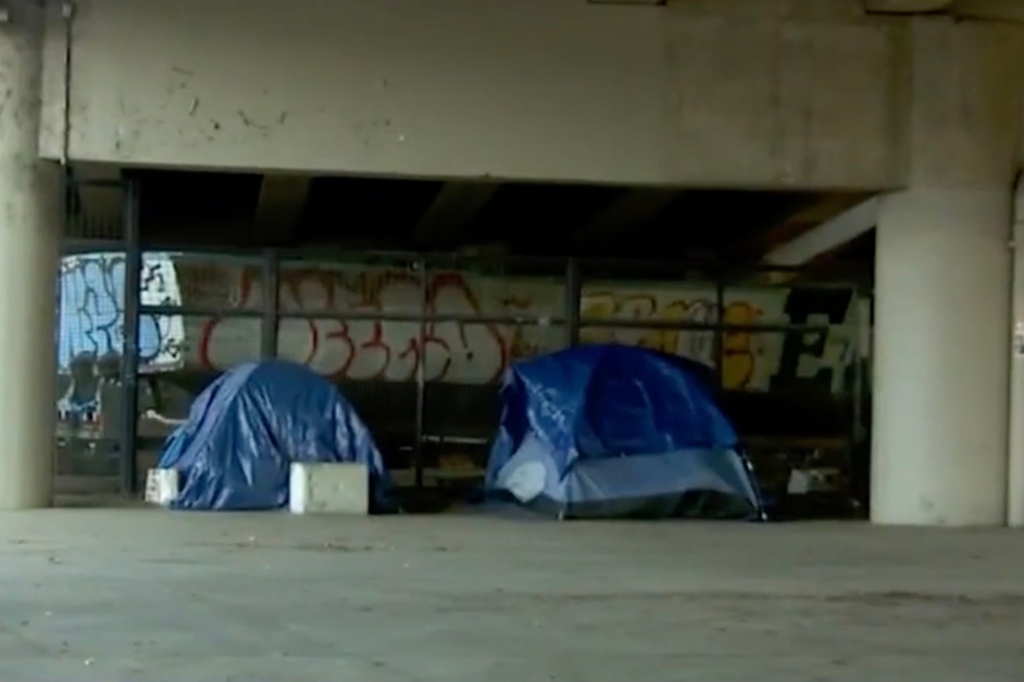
[58,253,184,373]
[173,260,858,392]
[58,254,860,393]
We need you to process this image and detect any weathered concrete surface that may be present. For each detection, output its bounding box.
[0,0,61,509]
[42,0,907,188]
[0,507,1021,681]
[869,18,1021,527]
[873,188,1013,526]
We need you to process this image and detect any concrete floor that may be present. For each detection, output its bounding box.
[0,507,1021,682]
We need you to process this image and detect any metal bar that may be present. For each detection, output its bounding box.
[714,278,726,389]
[414,256,427,489]
[121,245,861,291]
[260,249,280,359]
[719,263,859,277]
[565,257,581,347]
[142,306,832,335]
[284,248,564,268]
[274,308,830,334]
[585,273,859,291]
[60,237,128,255]
[137,242,270,258]
[53,171,68,483]
[275,310,569,325]
[63,165,79,226]
[580,255,852,275]
[579,319,834,334]
[287,248,423,262]
[850,294,862,439]
[152,309,560,325]
[139,305,264,319]
[415,251,567,270]
[116,244,859,288]
[271,250,859,282]
[119,179,142,495]
[852,292,871,445]
[64,178,126,189]
[851,290,871,515]
[420,434,488,446]
[715,277,860,292]
[148,250,263,264]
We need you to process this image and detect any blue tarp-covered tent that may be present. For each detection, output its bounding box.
[484,345,764,520]
[158,360,391,511]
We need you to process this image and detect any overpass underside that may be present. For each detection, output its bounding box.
[0,0,1022,526]
[62,174,873,514]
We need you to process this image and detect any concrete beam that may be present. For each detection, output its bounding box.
[764,196,880,266]
[412,182,497,249]
[253,175,311,244]
[952,0,1024,21]
[573,188,677,250]
[864,0,953,12]
[865,0,1024,20]
[40,0,906,189]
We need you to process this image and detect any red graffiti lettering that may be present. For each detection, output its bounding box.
[197,267,512,383]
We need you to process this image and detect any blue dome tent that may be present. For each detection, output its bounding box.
[158,360,391,511]
[484,345,764,520]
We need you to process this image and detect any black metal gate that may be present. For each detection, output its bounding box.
[57,173,141,495]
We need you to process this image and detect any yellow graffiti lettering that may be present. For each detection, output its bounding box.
[721,302,758,389]
[578,292,762,389]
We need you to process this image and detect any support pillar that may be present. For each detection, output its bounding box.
[0,2,60,509]
[870,18,1022,526]
[872,189,1010,525]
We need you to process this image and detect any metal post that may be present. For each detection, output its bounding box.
[54,172,69,480]
[119,179,142,495]
[713,276,726,389]
[260,249,280,359]
[852,288,872,515]
[414,257,427,489]
[565,257,581,347]
[851,289,867,446]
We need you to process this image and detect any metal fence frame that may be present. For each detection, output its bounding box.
[59,175,139,492]
[61,180,871,495]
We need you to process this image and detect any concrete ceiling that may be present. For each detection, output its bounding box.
[70,165,872,270]
[864,0,1024,19]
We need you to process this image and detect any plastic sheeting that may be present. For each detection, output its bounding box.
[157,360,391,511]
[484,345,763,519]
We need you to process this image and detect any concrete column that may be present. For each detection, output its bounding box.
[872,189,1010,525]
[869,19,1022,526]
[0,2,60,509]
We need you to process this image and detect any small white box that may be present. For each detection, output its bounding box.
[289,462,369,515]
[144,468,179,507]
